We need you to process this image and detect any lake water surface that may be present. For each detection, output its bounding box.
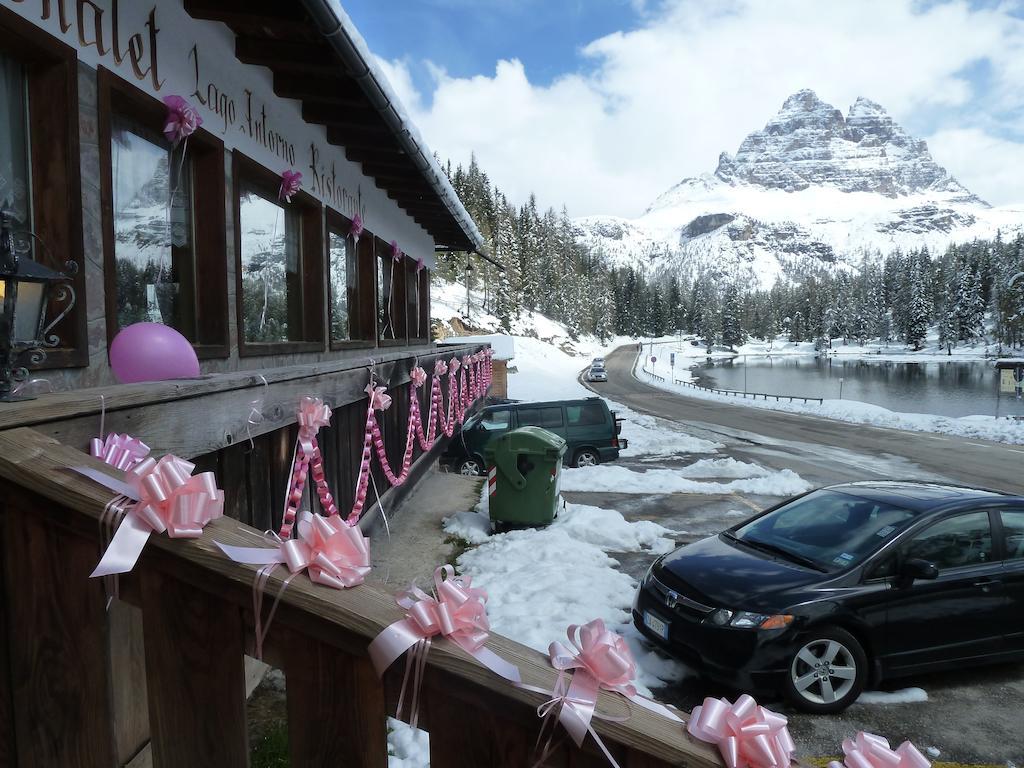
[695,356,1024,419]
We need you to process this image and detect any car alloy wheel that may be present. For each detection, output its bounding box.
[459,458,483,476]
[574,450,599,468]
[784,627,865,713]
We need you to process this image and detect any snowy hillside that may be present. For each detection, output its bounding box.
[576,89,1023,289]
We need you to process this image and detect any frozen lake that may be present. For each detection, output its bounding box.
[695,356,1024,419]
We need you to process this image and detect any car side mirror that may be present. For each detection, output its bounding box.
[901,558,938,584]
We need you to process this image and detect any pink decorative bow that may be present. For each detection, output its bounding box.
[279,170,302,202]
[350,212,364,240]
[688,695,796,768]
[828,732,929,768]
[416,258,425,273]
[410,366,427,388]
[449,357,461,373]
[391,240,403,262]
[434,359,448,377]
[217,511,370,590]
[90,432,151,472]
[368,565,521,725]
[366,382,392,411]
[162,95,202,144]
[83,454,224,577]
[297,396,331,453]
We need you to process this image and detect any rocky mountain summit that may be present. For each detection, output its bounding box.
[577,89,1019,288]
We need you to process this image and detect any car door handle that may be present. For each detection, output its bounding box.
[973,578,1001,592]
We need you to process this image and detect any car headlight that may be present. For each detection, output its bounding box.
[708,609,793,630]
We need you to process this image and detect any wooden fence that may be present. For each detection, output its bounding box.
[0,351,724,767]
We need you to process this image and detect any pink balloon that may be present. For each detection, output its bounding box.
[110,323,200,384]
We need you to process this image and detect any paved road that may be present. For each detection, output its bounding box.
[594,346,1024,494]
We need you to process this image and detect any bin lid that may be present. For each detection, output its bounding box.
[485,426,567,458]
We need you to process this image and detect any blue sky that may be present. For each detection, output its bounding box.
[344,0,1024,216]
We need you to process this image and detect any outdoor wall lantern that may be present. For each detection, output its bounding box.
[0,202,77,402]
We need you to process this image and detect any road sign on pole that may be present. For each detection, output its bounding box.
[670,352,675,368]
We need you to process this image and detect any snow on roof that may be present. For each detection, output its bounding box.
[438,334,515,360]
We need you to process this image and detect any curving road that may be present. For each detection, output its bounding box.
[591,346,1024,495]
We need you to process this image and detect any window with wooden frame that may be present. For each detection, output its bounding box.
[405,257,427,342]
[233,151,324,356]
[325,208,370,349]
[0,7,86,368]
[99,68,228,358]
[376,237,408,344]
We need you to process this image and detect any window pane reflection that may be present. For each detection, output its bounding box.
[378,252,393,339]
[111,116,196,338]
[0,53,31,225]
[240,187,301,343]
[329,230,353,342]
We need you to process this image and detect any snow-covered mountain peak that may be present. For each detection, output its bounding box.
[577,89,1020,289]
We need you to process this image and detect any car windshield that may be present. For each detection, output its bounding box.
[731,490,919,571]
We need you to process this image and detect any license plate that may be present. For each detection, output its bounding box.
[643,611,669,640]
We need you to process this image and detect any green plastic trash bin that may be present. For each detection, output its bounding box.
[485,426,567,527]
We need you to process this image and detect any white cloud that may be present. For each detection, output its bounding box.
[379,0,1024,217]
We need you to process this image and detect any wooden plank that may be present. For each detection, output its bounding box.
[0,515,15,768]
[1,484,116,768]
[140,569,248,767]
[2,346,480,459]
[248,433,274,532]
[0,428,722,768]
[219,441,251,526]
[109,601,150,765]
[284,632,387,767]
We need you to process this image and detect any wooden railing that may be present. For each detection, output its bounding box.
[0,378,724,766]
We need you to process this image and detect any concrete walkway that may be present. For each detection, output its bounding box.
[368,468,483,588]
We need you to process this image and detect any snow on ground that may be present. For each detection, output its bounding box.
[856,687,929,705]
[443,490,688,696]
[388,717,429,768]
[639,341,1024,446]
[560,464,810,496]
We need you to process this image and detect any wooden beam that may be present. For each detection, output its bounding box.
[185,0,300,23]
[327,127,402,152]
[274,73,364,105]
[235,36,336,73]
[303,102,383,128]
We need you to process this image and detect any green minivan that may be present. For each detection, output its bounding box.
[442,397,627,476]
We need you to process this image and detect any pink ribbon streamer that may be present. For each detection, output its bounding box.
[90,433,151,472]
[162,95,202,144]
[368,565,521,725]
[350,212,363,241]
[827,732,930,768]
[687,695,796,768]
[280,397,339,539]
[279,169,302,202]
[75,455,224,577]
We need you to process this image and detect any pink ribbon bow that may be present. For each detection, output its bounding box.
[297,396,332,453]
[410,366,427,388]
[279,170,302,202]
[162,95,202,144]
[83,454,224,578]
[366,383,392,411]
[416,258,425,274]
[217,511,370,590]
[391,240,403,262]
[434,359,448,377]
[350,212,363,240]
[368,565,520,725]
[449,357,461,373]
[828,732,930,768]
[90,432,151,472]
[688,695,796,768]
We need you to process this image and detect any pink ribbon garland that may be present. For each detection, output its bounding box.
[827,732,930,768]
[368,565,521,726]
[280,397,339,540]
[517,619,683,768]
[162,95,202,144]
[90,432,151,472]
[687,695,796,768]
[75,455,225,578]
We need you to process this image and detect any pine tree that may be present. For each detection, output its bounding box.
[720,284,746,348]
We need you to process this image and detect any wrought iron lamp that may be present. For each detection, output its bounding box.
[0,202,77,402]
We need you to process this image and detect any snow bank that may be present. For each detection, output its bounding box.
[560,464,811,497]
[443,494,687,694]
[856,687,929,705]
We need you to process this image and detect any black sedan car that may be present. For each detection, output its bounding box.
[633,481,1024,713]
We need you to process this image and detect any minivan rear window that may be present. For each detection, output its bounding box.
[567,403,605,426]
[518,406,563,428]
